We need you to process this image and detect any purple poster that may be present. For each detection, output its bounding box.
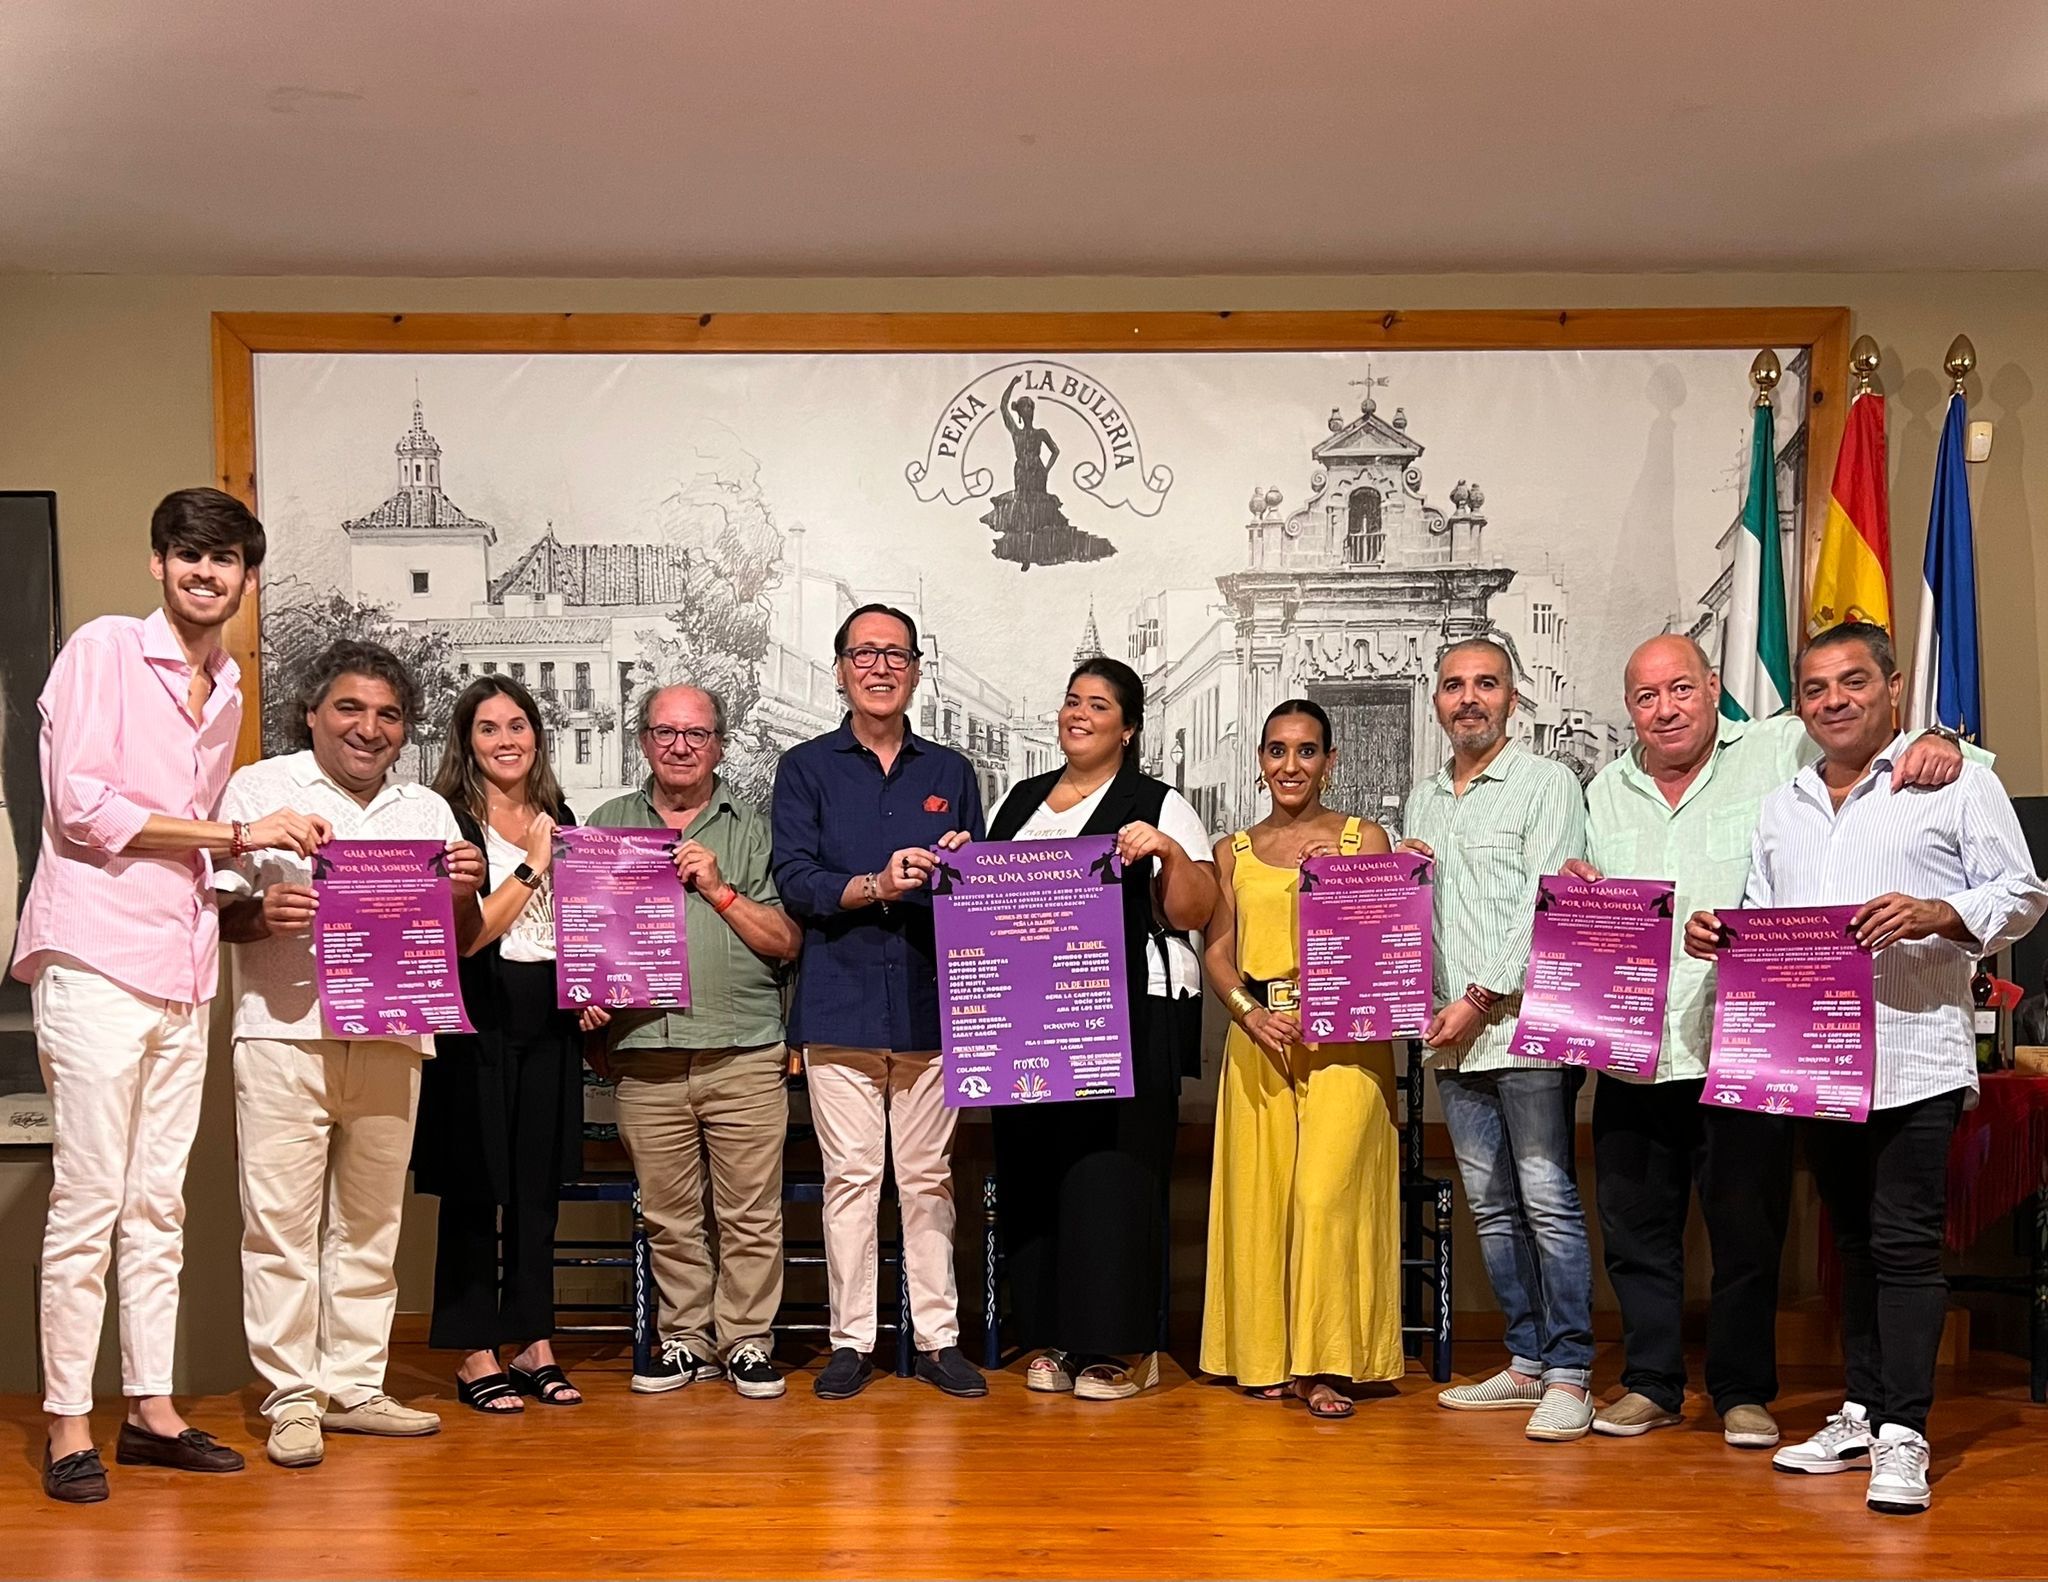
[1509,875,1677,1076]
[1297,852,1435,1043]
[933,835,1132,1108]
[312,840,474,1039]
[552,827,691,1012]
[1706,905,1875,1122]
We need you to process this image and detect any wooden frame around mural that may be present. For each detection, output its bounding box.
[211,306,1852,766]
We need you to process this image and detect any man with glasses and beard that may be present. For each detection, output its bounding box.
[215,640,485,1471]
[584,684,802,1403]
[771,603,985,1401]
[14,490,328,1502]
[1399,637,1596,1443]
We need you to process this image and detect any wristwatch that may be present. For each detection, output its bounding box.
[1921,725,1964,746]
[511,862,542,889]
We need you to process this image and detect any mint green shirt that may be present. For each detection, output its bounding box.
[1584,716,1808,1084]
[1586,714,1991,1084]
[586,777,787,1052]
[1402,743,1588,1073]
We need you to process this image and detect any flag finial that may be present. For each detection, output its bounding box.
[1749,349,1781,408]
[1849,335,1882,398]
[1944,334,1976,394]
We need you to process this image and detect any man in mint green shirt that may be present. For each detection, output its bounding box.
[584,684,801,1404]
[1571,634,1965,1448]
[1401,638,1594,1442]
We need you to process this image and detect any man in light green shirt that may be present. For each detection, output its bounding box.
[1400,638,1594,1442]
[1571,634,1965,1448]
[585,684,802,1403]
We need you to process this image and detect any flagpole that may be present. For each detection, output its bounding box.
[1848,334,1881,399]
[1908,335,1981,736]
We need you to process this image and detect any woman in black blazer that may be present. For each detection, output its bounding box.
[985,657,1218,1399]
[418,676,585,1413]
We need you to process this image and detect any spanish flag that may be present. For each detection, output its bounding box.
[1807,391,1892,634]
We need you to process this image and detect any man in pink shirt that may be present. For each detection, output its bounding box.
[10,489,326,1504]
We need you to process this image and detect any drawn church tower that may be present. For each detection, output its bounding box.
[343,397,500,620]
[1217,390,1514,827]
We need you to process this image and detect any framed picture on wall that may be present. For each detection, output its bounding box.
[0,490,60,1145]
[211,308,1848,1107]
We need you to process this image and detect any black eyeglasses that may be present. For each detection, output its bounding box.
[839,645,920,672]
[643,725,720,751]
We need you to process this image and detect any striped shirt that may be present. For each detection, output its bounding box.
[1745,732,2048,1109]
[9,610,241,1003]
[1403,743,1588,1072]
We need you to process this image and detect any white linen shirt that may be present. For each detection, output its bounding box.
[1744,733,2048,1110]
[1012,783,1212,997]
[214,751,463,1051]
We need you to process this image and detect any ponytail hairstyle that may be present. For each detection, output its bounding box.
[1261,697,1334,751]
[1068,655,1146,763]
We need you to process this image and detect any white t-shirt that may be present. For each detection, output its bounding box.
[1013,783,1212,998]
[483,825,556,964]
[214,750,463,1052]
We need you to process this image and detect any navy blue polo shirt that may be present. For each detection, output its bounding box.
[771,717,986,1051]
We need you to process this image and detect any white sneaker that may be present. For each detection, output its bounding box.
[1525,1385,1595,1443]
[1772,1402,1873,1475]
[1437,1368,1544,1411]
[1866,1425,1932,1515]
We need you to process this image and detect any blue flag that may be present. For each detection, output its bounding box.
[1908,393,1981,738]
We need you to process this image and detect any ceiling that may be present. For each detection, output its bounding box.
[5,0,2047,278]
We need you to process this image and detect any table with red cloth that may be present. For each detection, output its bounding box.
[1817,1072,2048,1402]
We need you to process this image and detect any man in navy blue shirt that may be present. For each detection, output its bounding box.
[772,603,985,1400]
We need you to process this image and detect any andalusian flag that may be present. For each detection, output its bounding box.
[1907,393,1983,737]
[1719,402,1792,721]
[1808,391,1892,633]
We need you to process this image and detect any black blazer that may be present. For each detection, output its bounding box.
[411,799,583,1203]
[988,761,1205,1079]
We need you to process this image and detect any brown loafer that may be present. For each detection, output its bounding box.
[115,1422,245,1473]
[43,1445,110,1503]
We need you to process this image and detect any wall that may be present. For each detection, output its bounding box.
[1,269,2042,1394]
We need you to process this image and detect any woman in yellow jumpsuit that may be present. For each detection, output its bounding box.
[1200,699,1404,1418]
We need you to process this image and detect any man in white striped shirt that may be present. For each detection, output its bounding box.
[1686,621,2047,1517]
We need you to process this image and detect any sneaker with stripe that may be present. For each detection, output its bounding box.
[1437,1368,1544,1411]
[1525,1385,1595,1442]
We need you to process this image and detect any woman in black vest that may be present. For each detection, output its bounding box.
[417,676,585,1412]
[986,656,1218,1399]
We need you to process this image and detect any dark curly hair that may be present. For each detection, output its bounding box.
[295,639,418,747]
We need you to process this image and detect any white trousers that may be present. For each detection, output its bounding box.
[33,963,210,1415]
[803,1045,959,1352]
[234,1037,421,1420]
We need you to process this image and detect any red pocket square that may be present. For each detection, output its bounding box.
[924,794,950,814]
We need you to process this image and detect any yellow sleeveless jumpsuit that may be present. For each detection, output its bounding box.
[1200,817,1405,1387]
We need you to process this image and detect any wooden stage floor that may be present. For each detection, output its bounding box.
[4,1343,2044,1580]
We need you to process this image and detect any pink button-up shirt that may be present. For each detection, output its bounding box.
[10,609,242,1003]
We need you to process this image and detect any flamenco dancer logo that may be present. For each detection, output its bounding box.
[906,362,1174,570]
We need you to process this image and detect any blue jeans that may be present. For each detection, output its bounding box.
[1437,1067,1595,1387]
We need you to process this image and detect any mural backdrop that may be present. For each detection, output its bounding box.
[251,349,1808,834]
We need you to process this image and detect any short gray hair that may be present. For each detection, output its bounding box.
[635,683,728,737]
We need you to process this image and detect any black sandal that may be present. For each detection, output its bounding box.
[456,1371,524,1413]
[509,1362,582,1406]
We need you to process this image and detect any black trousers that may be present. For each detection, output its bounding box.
[1592,1074,1794,1414]
[428,1027,572,1353]
[990,999,1183,1358]
[1804,1087,1967,1437]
